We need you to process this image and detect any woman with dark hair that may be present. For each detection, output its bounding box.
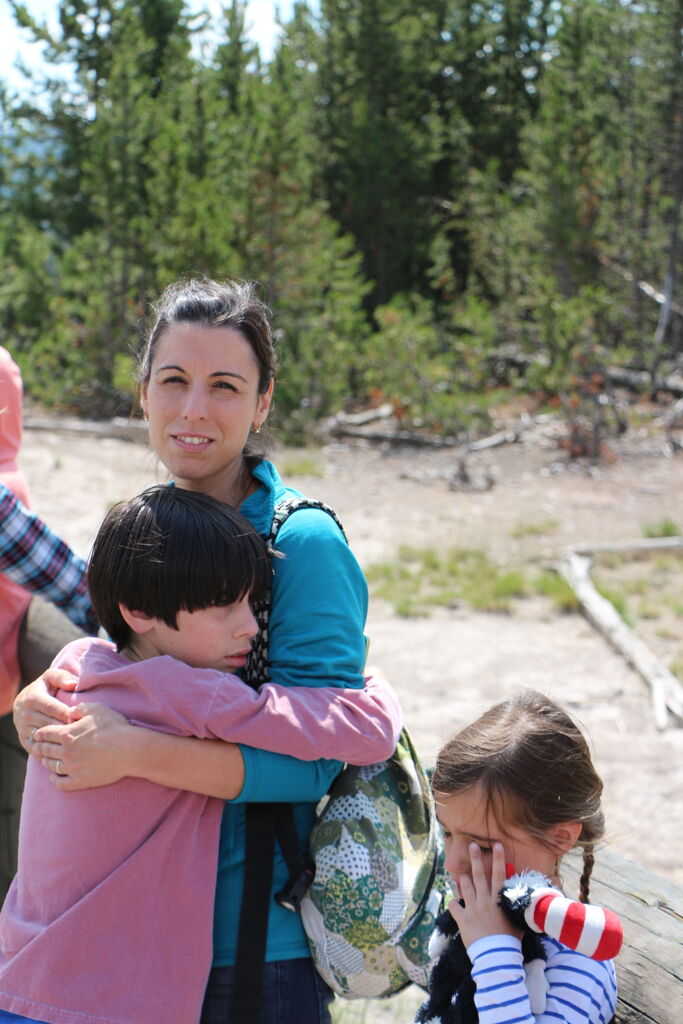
[14,279,401,1024]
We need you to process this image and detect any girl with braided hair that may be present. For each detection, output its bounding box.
[418,688,618,1024]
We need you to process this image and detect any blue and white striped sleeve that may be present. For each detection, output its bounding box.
[468,934,617,1024]
[0,483,99,634]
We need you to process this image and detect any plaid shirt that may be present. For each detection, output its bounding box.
[0,483,98,635]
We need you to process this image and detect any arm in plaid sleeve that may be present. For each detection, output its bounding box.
[0,483,98,635]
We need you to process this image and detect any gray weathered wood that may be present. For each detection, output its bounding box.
[563,851,683,1024]
[559,552,683,728]
[24,415,148,443]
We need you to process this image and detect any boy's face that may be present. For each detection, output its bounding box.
[147,593,258,671]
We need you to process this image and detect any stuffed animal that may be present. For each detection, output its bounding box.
[415,870,623,1024]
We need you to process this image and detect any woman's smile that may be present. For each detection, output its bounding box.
[141,322,273,505]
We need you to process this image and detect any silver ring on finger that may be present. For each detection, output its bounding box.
[56,759,67,777]
[29,727,37,743]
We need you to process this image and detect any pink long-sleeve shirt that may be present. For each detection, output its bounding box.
[0,637,401,1024]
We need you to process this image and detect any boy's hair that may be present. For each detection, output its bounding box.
[432,689,605,903]
[87,485,270,650]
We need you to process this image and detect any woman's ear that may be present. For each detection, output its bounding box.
[548,820,583,854]
[119,603,156,636]
[140,381,149,419]
[256,378,274,423]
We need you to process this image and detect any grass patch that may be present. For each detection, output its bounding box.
[670,659,683,683]
[365,546,529,616]
[534,570,581,613]
[278,452,324,477]
[642,517,681,538]
[593,579,632,625]
[510,518,560,538]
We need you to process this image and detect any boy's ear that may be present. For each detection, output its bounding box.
[119,603,156,636]
[548,820,583,854]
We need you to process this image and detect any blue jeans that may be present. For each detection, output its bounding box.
[201,956,334,1024]
[0,1012,48,1024]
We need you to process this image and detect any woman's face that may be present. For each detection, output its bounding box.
[140,323,273,503]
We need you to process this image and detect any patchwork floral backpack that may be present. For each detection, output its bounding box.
[245,497,453,1001]
[299,727,452,998]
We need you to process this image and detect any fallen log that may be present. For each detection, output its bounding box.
[605,366,683,398]
[466,427,522,451]
[25,415,148,444]
[559,551,683,729]
[563,850,683,1024]
[322,423,459,448]
[572,538,683,557]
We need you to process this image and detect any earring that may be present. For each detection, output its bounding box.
[252,423,261,434]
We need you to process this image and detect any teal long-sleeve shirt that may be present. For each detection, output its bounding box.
[211,460,369,966]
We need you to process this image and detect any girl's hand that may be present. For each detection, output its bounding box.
[448,842,521,948]
[31,703,136,791]
[13,671,78,751]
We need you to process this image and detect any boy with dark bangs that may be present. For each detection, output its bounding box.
[0,485,399,1024]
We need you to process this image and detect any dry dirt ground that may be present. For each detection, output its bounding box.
[19,416,683,894]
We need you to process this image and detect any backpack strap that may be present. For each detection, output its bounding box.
[245,497,347,687]
[232,497,347,1022]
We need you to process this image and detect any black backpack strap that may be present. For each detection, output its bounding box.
[245,497,347,686]
[274,804,315,913]
[231,805,313,1023]
[230,803,278,1024]
[233,497,347,1019]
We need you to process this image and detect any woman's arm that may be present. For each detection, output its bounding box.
[20,662,399,793]
[38,704,246,798]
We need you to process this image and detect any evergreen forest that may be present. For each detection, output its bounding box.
[1,0,682,445]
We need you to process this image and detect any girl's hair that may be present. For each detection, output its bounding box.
[432,689,605,903]
[138,277,276,396]
[87,485,270,651]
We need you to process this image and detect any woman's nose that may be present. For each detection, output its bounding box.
[181,385,208,420]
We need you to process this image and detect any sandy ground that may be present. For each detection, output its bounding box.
[19,418,683,888]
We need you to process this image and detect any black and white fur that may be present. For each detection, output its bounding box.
[415,871,553,1024]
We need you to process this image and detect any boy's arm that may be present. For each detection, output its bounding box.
[204,670,401,764]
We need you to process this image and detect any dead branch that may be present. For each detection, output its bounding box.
[466,428,522,452]
[25,415,148,443]
[559,552,683,730]
[572,537,683,557]
[600,257,683,317]
[605,366,683,398]
[323,424,459,447]
[322,403,394,428]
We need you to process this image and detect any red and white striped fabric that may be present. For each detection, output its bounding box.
[525,888,624,960]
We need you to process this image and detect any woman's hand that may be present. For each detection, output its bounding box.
[30,703,136,791]
[13,670,78,752]
[448,842,521,949]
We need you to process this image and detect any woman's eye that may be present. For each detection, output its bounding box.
[161,375,185,385]
[213,380,237,391]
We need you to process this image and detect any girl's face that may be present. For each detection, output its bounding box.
[437,781,561,893]
[140,323,273,504]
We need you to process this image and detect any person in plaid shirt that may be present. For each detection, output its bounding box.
[0,483,97,637]
[0,481,99,904]
[0,346,99,907]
